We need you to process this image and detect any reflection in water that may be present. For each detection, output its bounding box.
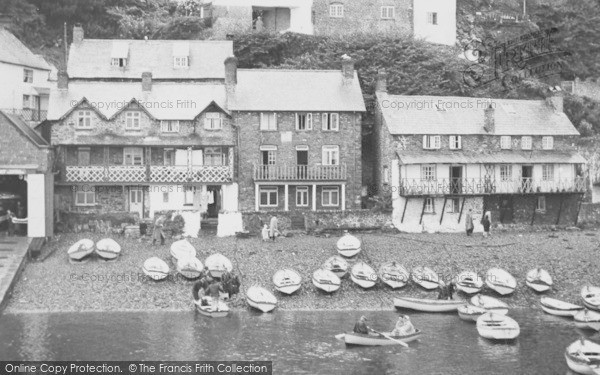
[19,313,51,360]
[477,336,520,360]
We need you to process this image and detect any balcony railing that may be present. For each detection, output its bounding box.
[253,164,347,181]
[65,164,233,183]
[398,177,587,196]
[1,108,47,122]
[150,165,232,183]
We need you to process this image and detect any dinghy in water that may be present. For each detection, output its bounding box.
[336,330,422,346]
[394,297,464,313]
[142,257,170,281]
[379,262,409,289]
[454,271,484,294]
[476,312,520,340]
[525,268,553,292]
[195,297,229,318]
[350,261,377,289]
[540,297,583,317]
[458,305,487,322]
[470,295,509,315]
[67,239,95,263]
[95,238,121,260]
[205,253,233,278]
[411,266,440,290]
[581,285,600,312]
[246,286,277,313]
[564,339,600,375]
[312,269,341,293]
[169,240,196,264]
[485,268,517,295]
[176,257,204,279]
[336,231,361,258]
[272,269,302,295]
[323,256,349,279]
[574,309,600,332]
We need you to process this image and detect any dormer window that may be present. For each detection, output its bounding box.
[173,42,190,68]
[111,41,129,68]
[125,112,141,131]
[174,56,188,68]
[161,120,180,133]
[111,58,127,67]
[204,112,222,130]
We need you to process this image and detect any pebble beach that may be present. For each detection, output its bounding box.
[5,229,600,313]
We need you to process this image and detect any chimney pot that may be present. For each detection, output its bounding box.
[376,69,387,93]
[142,72,152,92]
[224,56,238,88]
[58,70,69,90]
[484,104,495,133]
[73,24,84,44]
[341,58,354,82]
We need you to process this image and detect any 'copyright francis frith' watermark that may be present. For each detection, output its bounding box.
[68,272,189,284]
[69,99,199,110]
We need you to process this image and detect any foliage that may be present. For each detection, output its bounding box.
[153,16,210,39]
[164,214,185,237]
[578,120,594,138]
[564,95,600,135]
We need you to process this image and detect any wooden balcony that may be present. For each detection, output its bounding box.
[253,164,347,181]
[398,177,587,196]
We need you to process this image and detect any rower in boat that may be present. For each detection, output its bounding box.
[437,281,456,300]
[354,316,372,334]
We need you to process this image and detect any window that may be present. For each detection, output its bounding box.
[77,147,91,166]
[421,165,436,180]
[427,12,438,25]
[259,187,278,207]
[77,110,92,129]
[22,95,31,108]
[329,3,344,18]
[260,112,277,131]
[204,147,225,166]
[161,120,180,133]
[447,198,460,213]
[173,56,189,68]
[322,145,340,165]
[383,165,390,184]
[184,186,194,205]
[75,190,96,206]
[521,136,532,150]
[500,136,512,150]
[321,113,339,131]
[124,147,144,165]
[536,196,546,212]
[322,187,339,207]
[449,135,462,150]
[164,149,175,166]
[424,197,435,213]
[23,69,33,83]
[111,58,127,67]
[260,145,277,165]
[204,112,223,130]
[500,165,512,181]
[125,112,141,131]
[542,164,554,181]
[163,192,169,203]
[423,135,441,149]
[542,136,554,150]
[381,6,395,19]
[296,186,309,207]
[296,113,313,131]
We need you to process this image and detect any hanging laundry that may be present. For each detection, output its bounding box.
[208,190,215,204]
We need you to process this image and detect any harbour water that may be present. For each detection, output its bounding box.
[0,309,593,374]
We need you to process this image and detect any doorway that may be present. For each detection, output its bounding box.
[449,166,463,194]
[499,197,514,223]
[297,149,308,179]
[0,175,27,236]
[129,187,144,218]
[522,166,533,193]
[206,186,221,218]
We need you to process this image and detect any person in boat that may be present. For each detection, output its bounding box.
[391,315,416,336]
[208,280,224,301]
[353,316,372,334]
[192,279,209,305]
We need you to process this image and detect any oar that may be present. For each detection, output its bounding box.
[370,329,409,348]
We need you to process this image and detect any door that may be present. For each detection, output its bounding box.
[499,197,514,224]
[449,166,463,194]
[129,187,143,218]
[522,166,533,192]
[206,186,221,218]
[297,149,308,179]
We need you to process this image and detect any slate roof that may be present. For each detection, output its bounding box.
[53,133,235,147]
[0,29,51,70]
[228,69,366,112]
[0,110,49,147]
[377,93,580,136]
[397,151,587,165]
[67,39,233,79]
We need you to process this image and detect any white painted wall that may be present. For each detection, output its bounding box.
[27,173,47,237]
[221,183,239,212]
[0,62,53,110]
[413,0,457,46]
[148,185,207,218]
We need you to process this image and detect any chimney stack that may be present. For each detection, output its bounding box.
[484,103,495,133]
[376,69,387,93]
[224,56,238,89]
[58,70,69,90]
[73,24,84,44]
[547,90,564,113]
[341,55,354,83]
[142,72,152,92]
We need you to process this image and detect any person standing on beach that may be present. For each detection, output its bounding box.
[465,209,474,236]
[6,210,15,237]
[482,211,492,237]
[152,214,167,246]
[269,216,279,241]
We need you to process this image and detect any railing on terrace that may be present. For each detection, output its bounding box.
[65,164,233,183]
[1,108,48,122]
[398,178,587,196]
[253,164,347,181]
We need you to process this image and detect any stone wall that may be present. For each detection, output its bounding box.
[578,202,600,228]
[0,113,52,172]
[58,210,138,232]
[56,185,127,214]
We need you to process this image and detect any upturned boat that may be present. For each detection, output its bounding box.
[485,268,517,295]
[67,238,95,263]
[574,309,600,331]
[476,312,520,340]
[470,295,509,315]
[379,262,409,289]
[246,286,277,313]
[394,297,464,313]
[581,286,600,311]
[94,238,121,260]
[454,271,484,294]
[323,255,349,278]
[312,269,341,293]
[272,269,302,295]
[169,239,196,264]
[205,253,233,278]
[336,231,361,258]
[411,266,440,290]
[350,261,377,289]
[540,296,583,317]
[525,268,553,292]
[564,339,600,375]
[142,257,170,281]
[335,330,422,346]
[176,256,204,279]
[195,297,229,318]
[458,304,487,322]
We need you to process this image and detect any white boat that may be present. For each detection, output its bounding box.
[411,266,440,290]
[470,295,509,315]
[169,239,196,264]
[205,253,233,278]
[336,330,422,346]
[67,238,95,262]
[564,339,600,375]
[454,271,484,294]
[336,231,361,258]
[350,261,377,289]
[142,257,170,281]
[574,309,600,331]
[176,256,204,279]
[95,238,122,260]
[195,297,229,318]
[485,268,517,295]
[581,286,600,311]
[540,296,583,317]
[312,269,341,293]
[246,286,277,313]
[323,256,349,278]
[525,268,553,292]
[394,297,464,313]
[272,269,302,295]
[458,304,487,322]
[379,262,409,289]
[476,312,520,340]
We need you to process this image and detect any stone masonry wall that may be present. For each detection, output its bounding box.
[0,114,52,172]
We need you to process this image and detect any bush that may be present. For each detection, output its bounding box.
[578,120,594,137]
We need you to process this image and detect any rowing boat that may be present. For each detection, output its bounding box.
[336,231,361,258]
[564,339,600,375]
[411,266,440,290]
[350,261,377,289]
[323,256,349,278]
[67,239,95,263]
[526,268,553,292]
[246,286,277,313]
[574,309,600,331]
[336,330,422,346]
[393,297,464,313]
[272,269,302,295]
[94,238,121,260]
[581,285,600,311]
[485,268,517,295]
[176,256,204,279]
[454,271,484,294]
[458,304,487,322]
[142,257,170,281]
[313,269,341,293]
[379,262,409,289]
[470,295,509,315]
[476,312,520,340]
[169,239,196,264]
[540,296,583,317]
[205,253,233,278]
[195,297,229,318]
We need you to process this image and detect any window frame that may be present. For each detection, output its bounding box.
[449,135,462,150]
[427,12,438,25]
[500,164,512,181]
[160,120,180,133]
[295,113,313,131]
[204,147,225,166]
[259,187,279,207]
[542,136,554,150]
[321,186,340,207]
[521,136,532,150]
[125,111,141,131]
[424,197,435,213]
[321,113,340,131]
[173,56,189,68]
[76,110,93,129]
[383,165,390,184]
[184,186,194,206]
[542,164,554,181]
[447,198,460,213]
[421,165,436,181]
[329,3,344,18]
[75,190,96,206]
[123,147,144,166]
[536,196,546,212]
[500,136,512,150]
[111,58,127,67]
[259,112,277,131]
[296,186,309,207]
[322,145,340,166]
[422,135,441,149]
[381,6,395,19]
[23,69,33,83]
[204,112,223,130]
